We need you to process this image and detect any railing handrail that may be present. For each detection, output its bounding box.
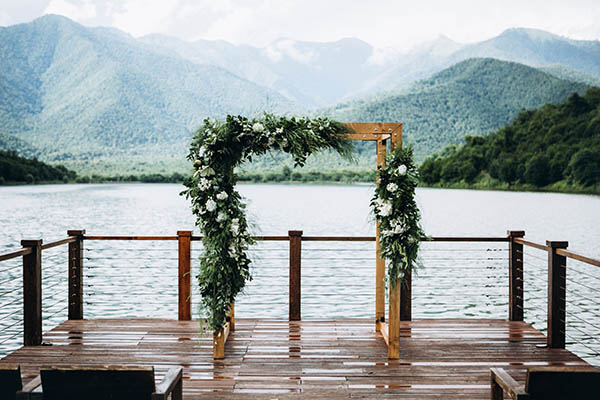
[79,234,510,242]
[514,237,549,252]
[514,237,600,268]
[557,248,600,268]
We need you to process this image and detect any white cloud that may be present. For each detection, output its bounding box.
[44,0,97,21]
[4,0,600,51]
[266,39,315,64]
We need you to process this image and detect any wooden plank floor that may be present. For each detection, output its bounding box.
[0,318,588,399]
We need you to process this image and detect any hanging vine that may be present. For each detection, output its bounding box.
[371,145,426,287]
[181,114,353,330]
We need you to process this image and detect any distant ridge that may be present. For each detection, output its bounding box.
[0,15,299,172]
[323,58,589,161]
[0,15,597,174]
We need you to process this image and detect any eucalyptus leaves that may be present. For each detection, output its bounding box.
[181,114,353,330]
[371,146,425,287]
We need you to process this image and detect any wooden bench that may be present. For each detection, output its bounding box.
[17,365,183,400]
[1,364,24,400]
[490,366,600,399]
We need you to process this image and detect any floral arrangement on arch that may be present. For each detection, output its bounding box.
[181,114,353,331]
[371,145,426,287]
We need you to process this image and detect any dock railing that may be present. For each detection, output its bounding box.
[1,229,599,363]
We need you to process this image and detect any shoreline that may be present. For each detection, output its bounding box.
[2,179,599,195]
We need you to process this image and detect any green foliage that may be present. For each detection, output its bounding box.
[371,146,425,287]
[324,58,589,162]
[569,149,600,186]
[0,150,77,184]
[181,114,352,331]
[418,88,600,190]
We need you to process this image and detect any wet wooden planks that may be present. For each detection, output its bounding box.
[0,318,588,399]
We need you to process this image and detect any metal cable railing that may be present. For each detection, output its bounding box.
[0,257,23,358]
[1,230,599,367]
[84,241,179,319]
[565,258,600,366]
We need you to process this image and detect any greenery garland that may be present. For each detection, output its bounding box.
[371,146,426,287]
[181,114,353,330]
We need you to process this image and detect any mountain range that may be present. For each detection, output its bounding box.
[0,15,598,174]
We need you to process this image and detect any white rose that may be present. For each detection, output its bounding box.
[198,178,210,191]
[252,122,265,132]
[206,199,217,212]
[398,165,407,176]
[216,211,227,222]
[394,223,405,234]
[216,191,228,200]
[386,183,398,192]
[379,202,392,217]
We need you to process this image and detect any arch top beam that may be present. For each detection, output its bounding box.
[343,123,402,143]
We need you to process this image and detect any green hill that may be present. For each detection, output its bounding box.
[0,15,299,175]
[419,88,600,192]
[324,58,589,162]
[0,150,77,184]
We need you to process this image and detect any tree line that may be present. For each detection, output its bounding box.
[419,88,600,192]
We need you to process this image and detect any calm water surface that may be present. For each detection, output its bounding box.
[0,184,598,363]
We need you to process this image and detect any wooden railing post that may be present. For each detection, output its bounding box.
[22,239,42,346]
[508,230,525,321]
[67,230,85,320]
[547,240,568,348]
[177,231,192,321]
[289,230,302,321]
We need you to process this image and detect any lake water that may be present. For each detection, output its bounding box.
[0,183,599,364]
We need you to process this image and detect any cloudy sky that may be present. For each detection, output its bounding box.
[1,0,599,51]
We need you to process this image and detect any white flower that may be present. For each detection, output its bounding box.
[275,127,283,134]
[198,178,210,191]
[252,122,265,132]
[379,202,392,217]
[216,191,228,201]
[230,220,239,236]
[268,136,276,146]
[216,211,228,222]
[393,223,405,234]
[206,199,217,212]
[228,244,237,258]
[398,164,407,176]
[386,183,398,192]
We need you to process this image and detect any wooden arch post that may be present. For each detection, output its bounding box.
[344,123,403,359]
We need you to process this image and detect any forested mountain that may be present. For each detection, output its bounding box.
[0,15,298,173]
[0,150,76,184]
[324,58,589,161]
[0,16,598,177]
[419,88,600,190]
[364,28,600,96]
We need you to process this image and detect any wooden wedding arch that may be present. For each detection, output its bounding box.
[213,122,406,359]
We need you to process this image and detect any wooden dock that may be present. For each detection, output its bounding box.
[0,318,587,399]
